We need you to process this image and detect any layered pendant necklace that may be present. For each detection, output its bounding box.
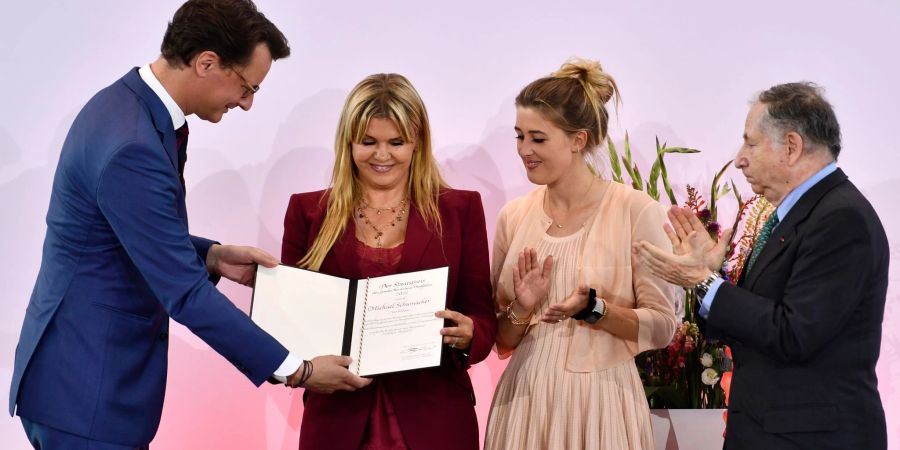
[548,177,596,229]
[357,198,409,248]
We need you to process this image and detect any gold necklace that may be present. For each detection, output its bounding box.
[357,198,408,247]
[548,177,596,228]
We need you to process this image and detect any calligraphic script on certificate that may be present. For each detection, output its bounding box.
[251,265,448,376]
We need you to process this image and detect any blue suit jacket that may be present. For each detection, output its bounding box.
[9,68,288,447]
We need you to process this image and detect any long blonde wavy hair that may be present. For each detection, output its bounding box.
[298,73,447,271]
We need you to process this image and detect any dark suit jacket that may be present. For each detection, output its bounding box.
[9,68,288,447]
[707,169,888,449]
[282,189,497,450]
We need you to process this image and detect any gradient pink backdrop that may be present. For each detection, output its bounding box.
[2,1,898,448]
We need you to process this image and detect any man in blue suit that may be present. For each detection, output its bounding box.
[636,83,888,449]
[10,1,370,448]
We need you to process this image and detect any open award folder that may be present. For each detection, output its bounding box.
[251,265,448,377]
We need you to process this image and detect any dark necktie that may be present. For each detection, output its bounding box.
[175,122,189,191]
[746,213,779,274]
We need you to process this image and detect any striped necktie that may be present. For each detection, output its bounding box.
[746,213,779,274]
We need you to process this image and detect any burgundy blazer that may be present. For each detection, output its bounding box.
[282,188,496,450]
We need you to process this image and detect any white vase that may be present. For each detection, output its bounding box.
[650,409,726,450]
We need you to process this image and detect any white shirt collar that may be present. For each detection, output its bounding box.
[138,64,186,130]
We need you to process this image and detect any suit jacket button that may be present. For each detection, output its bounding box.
[159,332,169,342]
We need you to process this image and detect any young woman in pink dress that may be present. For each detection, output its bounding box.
[485,58,679,450]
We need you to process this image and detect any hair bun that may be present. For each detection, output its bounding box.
[553,57,617,105]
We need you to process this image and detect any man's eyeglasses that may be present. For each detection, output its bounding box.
[233,69,260,99]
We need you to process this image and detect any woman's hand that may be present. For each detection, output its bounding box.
[436,309,474,350]
[511,248,553,316]
[542,284,590,323]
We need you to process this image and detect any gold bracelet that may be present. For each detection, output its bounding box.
[505,299,533,326]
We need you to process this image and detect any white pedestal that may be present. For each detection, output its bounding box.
[650,409,726,450]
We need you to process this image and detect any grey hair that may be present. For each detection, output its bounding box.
[751,82,842,159]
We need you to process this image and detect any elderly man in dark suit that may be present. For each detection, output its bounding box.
[635,82,888,449]
[10,1,368,448]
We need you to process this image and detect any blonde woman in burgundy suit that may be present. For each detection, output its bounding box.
[281,73,496,450]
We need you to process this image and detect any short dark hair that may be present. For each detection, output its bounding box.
[160,0,290,69]
[758,82,841,159]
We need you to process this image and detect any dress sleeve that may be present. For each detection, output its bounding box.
[491,205,511,305]
[629,201,679,352]
[491,204,518,358]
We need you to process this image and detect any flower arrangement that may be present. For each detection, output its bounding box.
[603,133,774,409]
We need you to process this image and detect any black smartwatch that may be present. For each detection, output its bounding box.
[572,288,606,324]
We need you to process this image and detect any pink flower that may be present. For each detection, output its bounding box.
[669,339,682,353]
[684,336,695,353]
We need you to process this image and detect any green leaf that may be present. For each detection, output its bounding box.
[661,147,700,155]
[646,141,663,201]
[644,386,662,397]
[606,136,624,183]
[632,163,644,191]
[731,179,742,205]
[646,385,691,409]
[658,156,678,205]
[647,163,661,200]
[623,132,634,167]
[622,132,640,188]
[709,159,733,221]
[718,184,732,199]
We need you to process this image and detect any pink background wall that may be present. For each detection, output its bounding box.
[2,1,898,448]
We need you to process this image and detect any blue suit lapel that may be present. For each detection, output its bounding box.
[120,68,180,173]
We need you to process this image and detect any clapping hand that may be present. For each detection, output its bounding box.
[632,206,733,287]
[511,248,553,315]
[541,284,590,323]
[667,206,732,272]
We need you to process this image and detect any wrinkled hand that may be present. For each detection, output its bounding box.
[206,244,279,286]
[436,309,474,350]
[293,355,372,394]
[542,284,590,323]
[512,248,553,314]
[632,205,736,288]
[667,206,732,272]
[632,239,710,287]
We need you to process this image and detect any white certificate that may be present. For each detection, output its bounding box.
[251,265,448,376]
